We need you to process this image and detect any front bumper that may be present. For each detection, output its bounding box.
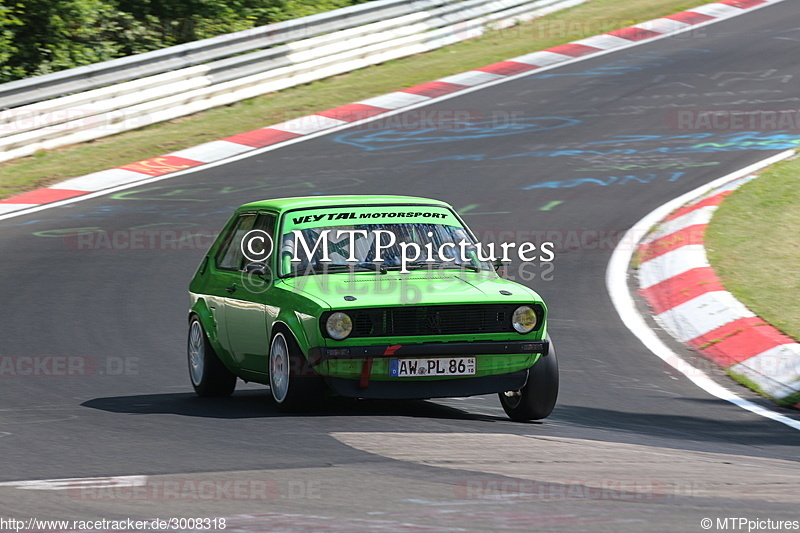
[325,368,530,399]
[310,339,547,399]
[308,339,549,365]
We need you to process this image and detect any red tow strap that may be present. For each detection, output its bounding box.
[359,359,374,389]
[359,344,402,389]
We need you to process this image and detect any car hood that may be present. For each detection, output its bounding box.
[277,271,543,309]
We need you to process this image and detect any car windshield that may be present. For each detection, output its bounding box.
[278,206,491,276]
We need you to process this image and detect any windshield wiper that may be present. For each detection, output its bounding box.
[291,263,386,275]
[386,260,483,272]
[356,262,387,274]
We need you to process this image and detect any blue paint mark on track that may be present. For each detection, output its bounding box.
[333,117,581,151]
[522,172,685,189]
[417,132,800,165]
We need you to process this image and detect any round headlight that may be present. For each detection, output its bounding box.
[512,305,537,334]
[326,312,353,340]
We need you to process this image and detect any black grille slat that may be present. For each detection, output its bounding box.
[338,304,542,337]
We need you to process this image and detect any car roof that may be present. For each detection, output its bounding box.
[238,195,452,212]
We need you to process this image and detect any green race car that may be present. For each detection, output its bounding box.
[187,195,557,421]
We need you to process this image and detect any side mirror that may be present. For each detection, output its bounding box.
[493,259,508,277]
[245,262,269,278]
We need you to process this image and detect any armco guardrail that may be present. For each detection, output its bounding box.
[0,0,583,164]
[0,0,437,109]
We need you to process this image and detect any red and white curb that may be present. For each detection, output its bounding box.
[637,158,800,407]
[0,0,785,218]
[607,152,800,431]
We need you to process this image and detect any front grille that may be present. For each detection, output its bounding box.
[322,304,544,338]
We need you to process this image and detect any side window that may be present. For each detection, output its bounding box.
[215,214,256,271]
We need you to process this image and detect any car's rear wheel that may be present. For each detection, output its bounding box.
[188,316,237,397]
[499,337,558,421]
[269,331,323,412]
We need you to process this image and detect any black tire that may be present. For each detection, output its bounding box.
[498,337,559,421]
[269,330,324,412]
[188,316,237,397]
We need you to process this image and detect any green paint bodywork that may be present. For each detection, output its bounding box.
[188,195,549,393]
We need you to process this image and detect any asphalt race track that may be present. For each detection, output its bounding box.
[1,2,799,531]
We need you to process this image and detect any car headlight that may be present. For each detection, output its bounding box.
[326,312,353,340]
[512,305,537,334]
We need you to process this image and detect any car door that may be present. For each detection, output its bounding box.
[222,212,278,375]
[203,212,258,363]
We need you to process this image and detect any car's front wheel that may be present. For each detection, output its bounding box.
[269,331,323,412]
[188,316,237,397]
[499,337,558,421]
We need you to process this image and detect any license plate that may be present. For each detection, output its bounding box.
[389,357,476,377]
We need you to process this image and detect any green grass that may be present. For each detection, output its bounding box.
[729,369,800,407]
[728,370,769,399]
[706,156,800,342]
[0,0,703,199]
[778,390,800,407]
